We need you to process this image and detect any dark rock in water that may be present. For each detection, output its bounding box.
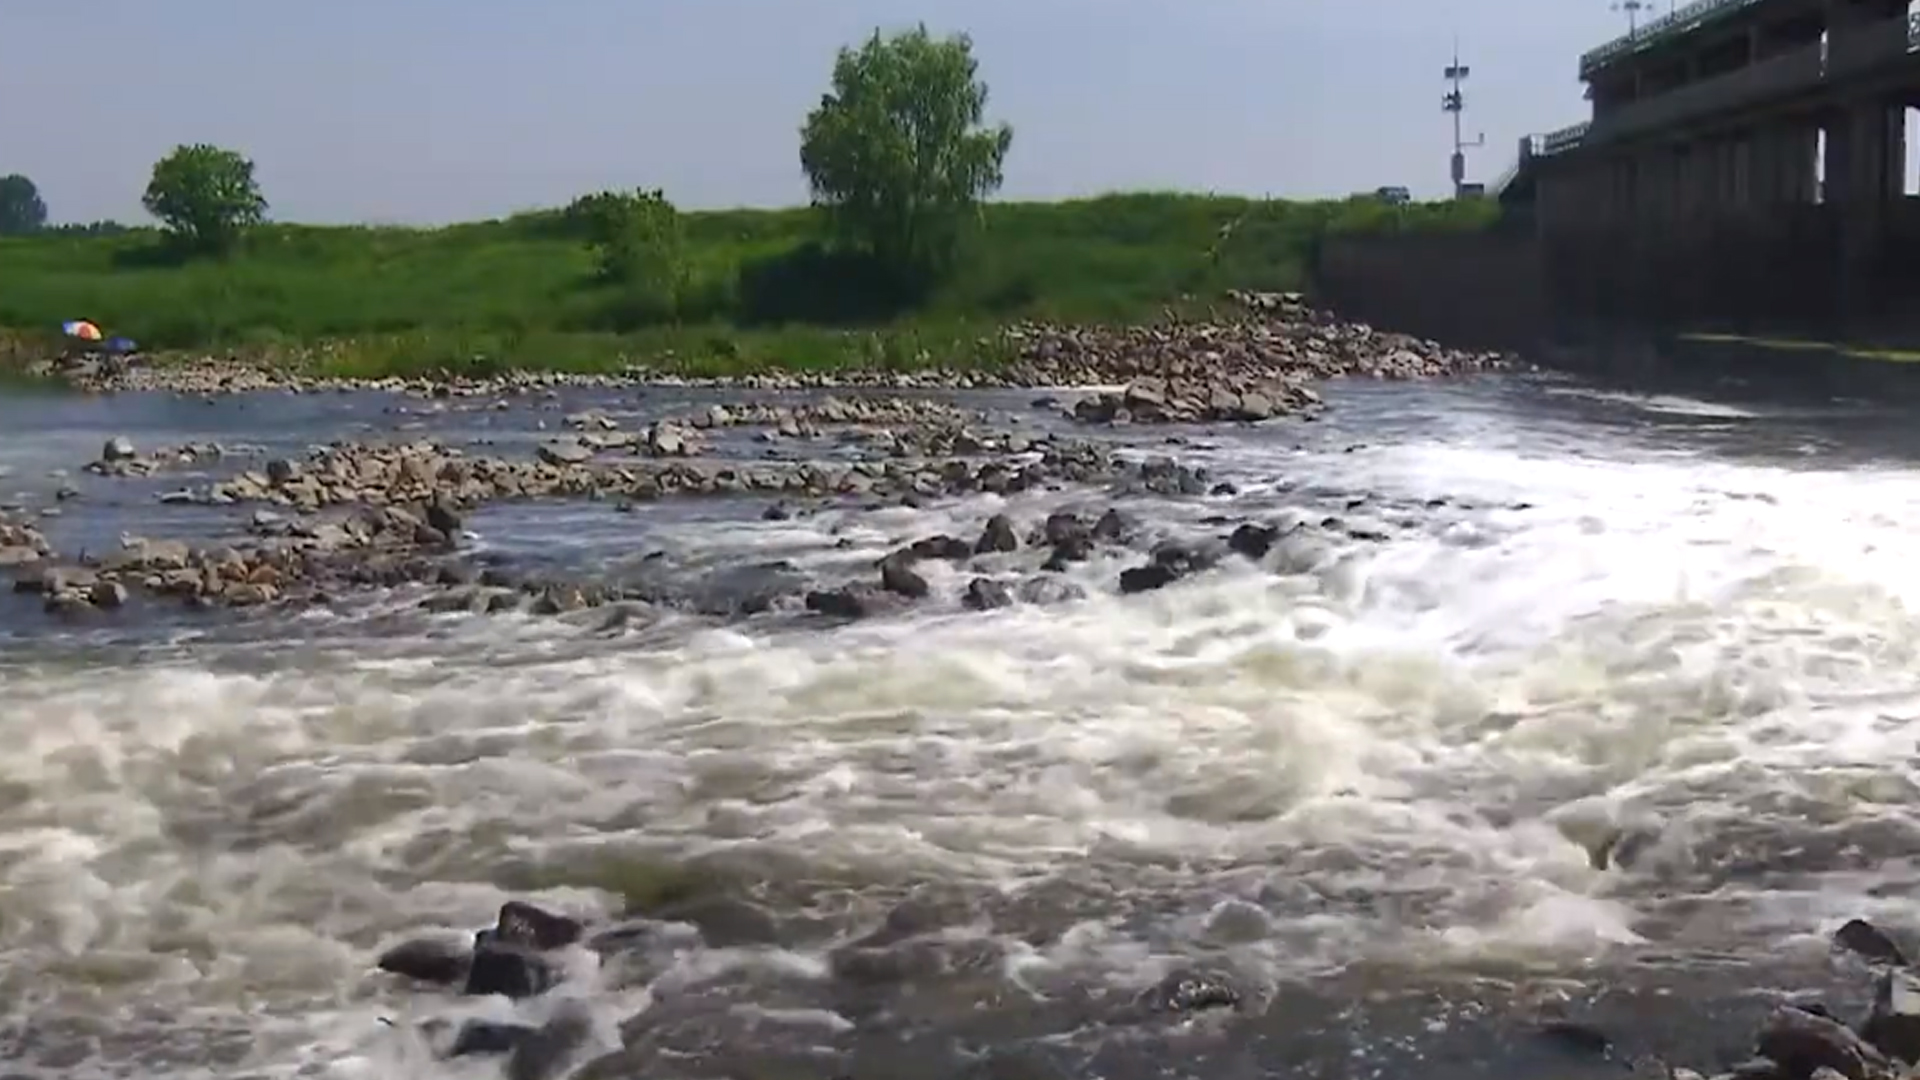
[1016,576,1083,605]
[450,1019,539,1058]
[1092,507,1134,544]
[1836,918,1911,968]
[376,937,470,985]
[1119,563,1182,595]
[1147,969,1241,1013]
[905,534,973,562]
[1151,539,1221,575]
[463,942,559,999]
[1533,1019,1613,1059]
[829,941,946,987]
[1228,522,1280,560]
[1041,534,1093,571]
[494,900,584,951]
[806,584,896,620]
[761,500,795,521]
[879,558,930,599]
[975,513,1019,553]
[1861,970,1920,1065]
[650,895,781,948]
[1754,1004,1889,1080]
[1210,482,1239,496]
[507,1002,598,1080]
[964,577,1014,611]
[424,499,463,538]
[1042,511,1090,548]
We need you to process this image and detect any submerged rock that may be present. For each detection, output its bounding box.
[376,937,470,985]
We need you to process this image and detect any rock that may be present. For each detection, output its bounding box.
[265,458,300,486]
[376,937,471,986]
[904,534,973,562]
[1836,918,1910,967]
[424,499,463,538]
[1042,512,1090,548]
[1754,1005,1889,1080]
[645,422,691,457]
[1092,508,1133,543]
[506,1002,598,1080]
[536,439,594,467]
[88,580,128,609]
[879,558,930,599]
[1228,522,1280,560]
[1861,970,1920,1065]
[1147,969,1241,1013]
[449,1019,539,1058]
[102,436,135,462]
[1016,576,1085,605]
[1119,563,1181,594]
[0,545,42,568]
[650,895,781,948]
[492,900,584,951]
[806,584,896,620]
[462,942,558,1000]
[963,577,1014,611]
[975,514,1019,553]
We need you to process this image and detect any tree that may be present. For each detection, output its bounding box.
[141,144,267,254]
[0,174,47,235]
[565,188,688,322]
[799,26,1013,282]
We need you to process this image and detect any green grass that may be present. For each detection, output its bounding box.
[0,192,1499,378]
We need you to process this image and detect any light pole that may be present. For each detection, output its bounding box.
[1443,44,1485,198]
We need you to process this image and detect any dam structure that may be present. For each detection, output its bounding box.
[1320,0,1920,351]
[1515,0,1920,339]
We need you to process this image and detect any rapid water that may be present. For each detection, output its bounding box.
[3,370,1920,1077]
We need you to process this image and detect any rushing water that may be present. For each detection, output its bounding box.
[3,369,1920,1078]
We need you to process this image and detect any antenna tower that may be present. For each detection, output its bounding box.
[1442,42,1485,198]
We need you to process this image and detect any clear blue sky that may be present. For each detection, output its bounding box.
[1,0,1628,226]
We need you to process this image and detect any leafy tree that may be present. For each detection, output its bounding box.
[799,25,1013,283]
[141,144,267,254]
[0,174,47,235]
[566,188,688,321]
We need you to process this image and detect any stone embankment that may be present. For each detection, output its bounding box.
[35,293,1509,412]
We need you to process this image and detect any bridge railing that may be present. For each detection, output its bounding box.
[1581,0,1769,76]
[1532,10,1920,162]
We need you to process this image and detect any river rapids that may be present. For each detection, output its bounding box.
[1,368,1918,1078]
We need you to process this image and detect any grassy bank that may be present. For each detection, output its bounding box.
[0,193,1498,378]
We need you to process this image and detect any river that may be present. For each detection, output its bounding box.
[1,367,1917,1078]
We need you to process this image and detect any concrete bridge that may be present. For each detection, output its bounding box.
[1501,0,1920,342]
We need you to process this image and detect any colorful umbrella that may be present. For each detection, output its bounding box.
[62,320,103,342]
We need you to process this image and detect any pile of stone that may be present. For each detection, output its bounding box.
[159,435,1117,515]
[667,396,981,435]
[86,437,245,477]
[1064,372,1322,425]
[37,293,1509,400]
[0,513,52,568]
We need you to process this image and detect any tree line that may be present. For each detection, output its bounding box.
[3,25,1013,298]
